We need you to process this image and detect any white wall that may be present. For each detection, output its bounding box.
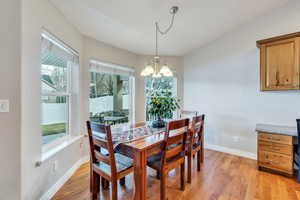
[0,1,21,200]
[184,0,300,156]
[21,0,84,199]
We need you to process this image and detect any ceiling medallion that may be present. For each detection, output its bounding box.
[141,6,179,78]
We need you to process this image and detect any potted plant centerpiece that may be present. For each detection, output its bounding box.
[147,90,180,128]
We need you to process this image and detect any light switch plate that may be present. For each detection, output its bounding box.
[0,100,9,112]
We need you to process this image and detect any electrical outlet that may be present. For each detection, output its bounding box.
[0,100,9,113]
[53,160,58,172]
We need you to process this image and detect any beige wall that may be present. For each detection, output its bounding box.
[80,36,139,157]
[81,36,139,132]
[14,0,300,199]
[0,0,21,200]
[183,0,300,157]
[21,0,84,199]
[14,1,183,199]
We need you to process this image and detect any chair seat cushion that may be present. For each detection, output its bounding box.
[115,153,133,166]
[93,153,133,175]
[147,152,185,170]
[147,152,163,164]
[147,143,181,164]
[186,143,201,151]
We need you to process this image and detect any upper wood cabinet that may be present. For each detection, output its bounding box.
[257,32,300,91]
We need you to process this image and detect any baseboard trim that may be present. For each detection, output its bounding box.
[40,156,90,200]
[205,144,257,160]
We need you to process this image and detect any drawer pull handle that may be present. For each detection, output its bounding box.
[265,159,279,164]
[266,136,281,141]
[265,145,280,151]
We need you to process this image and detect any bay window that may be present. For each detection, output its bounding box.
[41,31,79,146]
[89,60,135,125]
[145,77,177,121]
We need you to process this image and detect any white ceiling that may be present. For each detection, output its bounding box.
[51,0,290,56]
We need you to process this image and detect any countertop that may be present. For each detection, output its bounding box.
[256,123,298,137]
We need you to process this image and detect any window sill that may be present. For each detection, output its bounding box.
[41,135,83,162]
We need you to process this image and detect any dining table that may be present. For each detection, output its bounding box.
[93,121,204,200]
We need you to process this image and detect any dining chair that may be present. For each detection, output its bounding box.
[180,110,198,119]
[186,114,205,183]
[87,121,133,200]
[147,118,189,200]
[296,119,300,183]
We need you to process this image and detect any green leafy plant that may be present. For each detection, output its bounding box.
[147,90,180,122]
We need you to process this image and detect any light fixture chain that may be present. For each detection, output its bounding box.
[155,22,158,56]
[155,9,177,57]
[156,13,176,35]
[141,6,178,77]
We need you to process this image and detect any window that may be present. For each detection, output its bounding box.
[89,60,135,125]
[145,77,177,121]
[41,31,79,146]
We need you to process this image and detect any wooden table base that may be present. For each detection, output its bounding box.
[133,150,147,200]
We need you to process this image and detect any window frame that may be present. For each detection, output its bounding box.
[40,30,78,151]
[88,60,136,125]
[144,77,178,121]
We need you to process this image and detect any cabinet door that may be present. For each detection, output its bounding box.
[260,38,300,90]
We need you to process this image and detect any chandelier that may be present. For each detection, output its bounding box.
[141,6,179,78]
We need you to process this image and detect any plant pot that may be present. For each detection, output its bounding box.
[151,119,165,128]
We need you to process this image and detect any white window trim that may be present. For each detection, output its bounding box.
[129,76,136,123]
[41,30,78,154]
[144,77,178,121]
[41,135,83,162]
[41,29,79,56]
[88,59,136,124]
[41,66,72,150]
[90,59,135,73]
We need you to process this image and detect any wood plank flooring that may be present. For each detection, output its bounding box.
[52,149,300,200]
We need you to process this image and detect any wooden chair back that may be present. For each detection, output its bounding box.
[297,119,300,154]
[161,118,189,165]
[189,115,205,151]
[296,119,300,183]
[86,121,117,175]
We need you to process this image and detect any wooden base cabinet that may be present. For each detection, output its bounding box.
[257,132,294,176]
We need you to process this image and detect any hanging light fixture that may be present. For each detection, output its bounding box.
[141,6,179,78]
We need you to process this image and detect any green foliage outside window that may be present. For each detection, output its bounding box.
[147,90,180,121]
[145,77,178,121]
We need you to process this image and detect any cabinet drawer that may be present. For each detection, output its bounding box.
[258,151,293,174]
[258,141,292,156]
[258,133,292,145]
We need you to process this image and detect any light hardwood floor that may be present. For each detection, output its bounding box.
[52,149,300,200]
